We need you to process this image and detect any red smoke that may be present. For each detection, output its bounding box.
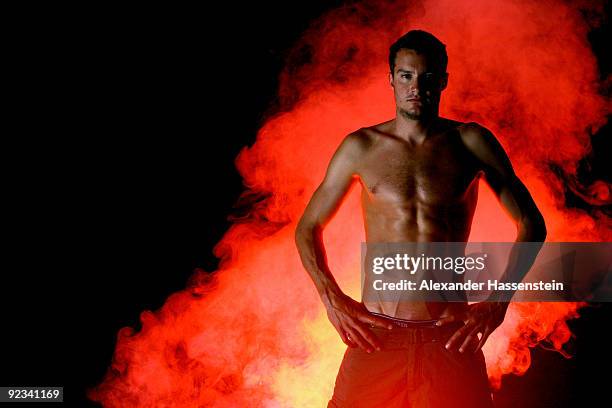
[90,0,610,406]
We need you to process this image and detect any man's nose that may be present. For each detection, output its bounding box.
[409,80,420,95]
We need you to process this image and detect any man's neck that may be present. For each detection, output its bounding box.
[393,111,440,145]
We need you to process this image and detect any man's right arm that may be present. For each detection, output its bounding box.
[295,132,392,352]
[295,133,360,308]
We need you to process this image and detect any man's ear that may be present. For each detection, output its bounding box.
[389,71,394,88]
[439,72,449,91]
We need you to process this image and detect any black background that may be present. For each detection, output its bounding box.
[2,2,610,407]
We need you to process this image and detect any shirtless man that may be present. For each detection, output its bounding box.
[295,30,546,407]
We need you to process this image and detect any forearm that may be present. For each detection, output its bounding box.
[295,223,345,308]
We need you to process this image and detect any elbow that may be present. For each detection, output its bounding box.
[295,219,320,246]
[294,223,305,247]
[535,212,547,242]
[534,223,547,242]
[294,222,304,247]
[519,213,547,242]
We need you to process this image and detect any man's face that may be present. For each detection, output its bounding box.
[390,49,448,120]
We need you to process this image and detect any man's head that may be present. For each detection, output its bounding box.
[389,30,448,120]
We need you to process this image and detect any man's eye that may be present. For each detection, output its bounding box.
[402,74,413,79]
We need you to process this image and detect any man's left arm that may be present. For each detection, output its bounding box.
[438,123,547,353]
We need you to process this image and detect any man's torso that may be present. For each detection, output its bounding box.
[353,118,483,319]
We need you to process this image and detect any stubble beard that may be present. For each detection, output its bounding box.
[400,108,422,121]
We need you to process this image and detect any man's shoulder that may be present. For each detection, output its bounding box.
[330,129,370,165]
[454,120,498,150]
[454,121,511,169]
[346,119,397,146]
[455,120,492,137]
[340,125,381,152]
[434,117,483,135]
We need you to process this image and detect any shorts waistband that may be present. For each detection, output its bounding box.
[367,312,464,345]
[370,312,439,328]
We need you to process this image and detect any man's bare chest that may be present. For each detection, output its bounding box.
[356,135,481,203]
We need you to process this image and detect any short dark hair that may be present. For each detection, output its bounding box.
[389,30,448,75]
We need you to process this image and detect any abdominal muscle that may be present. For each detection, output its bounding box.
[360,196,474,321]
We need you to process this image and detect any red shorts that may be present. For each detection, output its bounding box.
[328,318,494,408]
